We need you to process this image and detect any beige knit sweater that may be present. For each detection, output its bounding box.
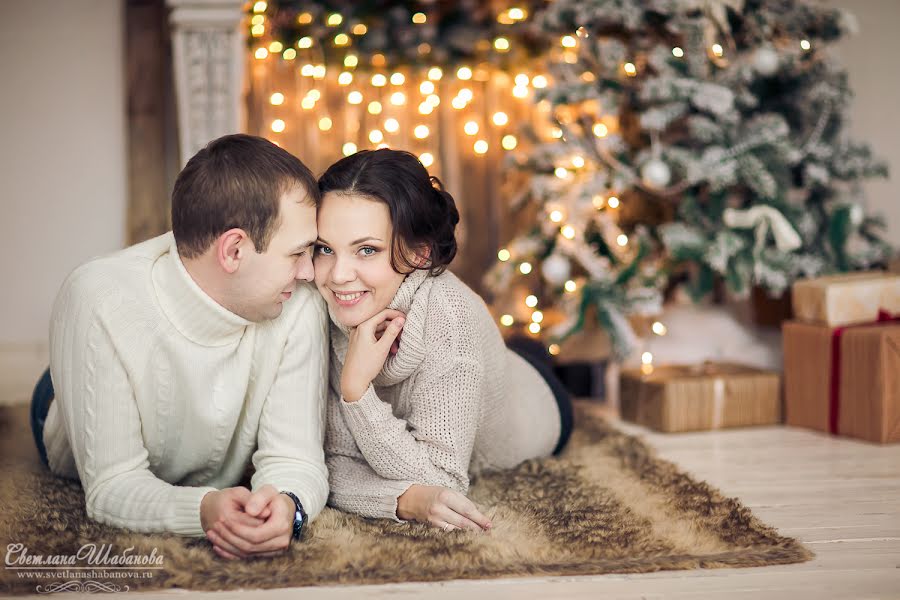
[325,269,561,520]
[43,233,330,536]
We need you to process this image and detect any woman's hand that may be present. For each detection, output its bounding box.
[397,484,492,533]
[341,309,406,402]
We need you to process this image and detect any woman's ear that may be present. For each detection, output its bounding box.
[412,246,431,268]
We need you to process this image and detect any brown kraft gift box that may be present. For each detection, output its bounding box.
[619,363,781,433]
[782,320,900,444]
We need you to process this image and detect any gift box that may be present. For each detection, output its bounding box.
[783,320,900,444]
[792,272,900,327]
[619,362,781,432]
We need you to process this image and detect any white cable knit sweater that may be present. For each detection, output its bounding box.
[43,232,330,536]
[325,269,561,520]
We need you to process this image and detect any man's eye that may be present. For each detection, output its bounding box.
[316,245,333,255]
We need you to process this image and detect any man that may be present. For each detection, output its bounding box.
[30,134,328,560]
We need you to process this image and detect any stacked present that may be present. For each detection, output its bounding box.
[620,362,781,433]
[784,272,900,443]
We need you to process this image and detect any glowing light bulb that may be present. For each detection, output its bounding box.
[282,48,296,60]
[617,234,628,246]
[252,1,267,13]
[297,12,312,24]
[457,66,473,80]
[369,129,384,144]
[420,81,435,95]
[371,73,387,87]
[390,72,405,85]
[509,8,525,20]
[254,47,268,59]
[334,33,349,46]
[473,139,488,154]
[352,24,367,35]
[624,62,637,76]
[512,86,528,98]
[532,75,548,88]
[451,96,467,109]
[412,12,426,24]
[251,24,265,37]
[390,92,406,106]
[554,167,569,179]
[344,54,358,68]
[268,41,283,53]
[561,35,577,48]
[561,225,576,239]
[458,88,473,102]
[501,135,517,150]
[327,13,343,26]
[652,321,668,336]
[564,280,577,292]
[548,343,560,356]
[492,112,509,126]
[800,39,811,51]
[384,118,399,133]
[297,36,313,49]
[607,196,620,208]
[464,121,479,135]
[342,142,357,156]
[301,97,315,110]
[338,72,353,85]
[525,294,538,307]
[367,101,382,115]
[318,117,332,131]
[520,263,534,276]
[642,351,653,365]
[672,46,684,58]
[494,37,510,51]
[269,92,284,105]
[419,152,434,167]
[712,43,723,57]
[549,210,564,223]
[270,119,285,132]
[531,311,544,323]
[500,314,514,327]
[347,91,363,104]
[418,102,434,115]
[426,94,441,107]
[497,249,511,262]
[428,67,443,81]
[529,322,541,334]
[593,123,609,137]
[414,125,430,139]
[515,74,529,86]
[572,155,585,168]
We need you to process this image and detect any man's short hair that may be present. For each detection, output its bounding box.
[171,134,319,259]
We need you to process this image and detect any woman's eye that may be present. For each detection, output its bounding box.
[360,246,377,257]
[316,245,333,255]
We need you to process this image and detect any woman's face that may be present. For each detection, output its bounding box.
[314,192,408,328]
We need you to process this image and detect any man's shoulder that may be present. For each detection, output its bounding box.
[55,233,173,317]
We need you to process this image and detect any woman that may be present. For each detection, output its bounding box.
[315,149,573,533]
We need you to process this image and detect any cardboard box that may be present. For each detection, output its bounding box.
[619,362,781,432]
[792,272,900,327]
[783,320,900,444]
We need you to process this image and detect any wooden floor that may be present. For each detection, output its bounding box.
[3,369,899,598]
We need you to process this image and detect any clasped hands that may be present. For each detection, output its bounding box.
[200,484,295,560]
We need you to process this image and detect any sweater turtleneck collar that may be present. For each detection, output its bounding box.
[328,268,431,386]
[152,237,251,347]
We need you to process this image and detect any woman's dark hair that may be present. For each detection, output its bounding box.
[318,149,460,276]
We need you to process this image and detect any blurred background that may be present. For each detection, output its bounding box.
[1,0,897,407]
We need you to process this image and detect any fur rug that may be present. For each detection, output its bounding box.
[0,404,811,594]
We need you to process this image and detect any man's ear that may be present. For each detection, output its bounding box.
[216,228,251,274]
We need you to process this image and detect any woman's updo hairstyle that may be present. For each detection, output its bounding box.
[318,149,460,276]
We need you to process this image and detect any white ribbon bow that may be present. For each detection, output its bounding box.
[723,205,802,252]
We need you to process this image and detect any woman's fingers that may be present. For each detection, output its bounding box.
[444,493,492,530]
[359,309,407,336]
[433,506,483,533]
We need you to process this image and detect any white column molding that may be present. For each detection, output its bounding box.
[167,0,245,165]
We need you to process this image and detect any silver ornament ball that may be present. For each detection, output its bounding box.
[641,158,671,188]
[754,46,779,76]
[541,253,571,285]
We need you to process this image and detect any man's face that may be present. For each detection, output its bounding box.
[232,186,318,322]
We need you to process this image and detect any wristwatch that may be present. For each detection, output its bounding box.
[280,491,307,541]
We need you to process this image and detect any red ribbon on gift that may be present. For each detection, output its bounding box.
[829,310,900,434]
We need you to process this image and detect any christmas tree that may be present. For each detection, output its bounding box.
[485,0,892,359]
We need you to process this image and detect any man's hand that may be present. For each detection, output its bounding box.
[397,484,492,533]
[201,485,295,560]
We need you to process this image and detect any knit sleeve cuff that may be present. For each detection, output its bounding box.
[170,486,218,537]
[339,384,390,431]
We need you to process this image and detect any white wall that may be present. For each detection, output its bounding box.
[0,0,126,345]
[834,0,900,244]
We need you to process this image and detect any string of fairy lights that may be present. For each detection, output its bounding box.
[247,1,817,366]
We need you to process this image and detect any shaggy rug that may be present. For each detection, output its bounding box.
[0,403,811,595]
